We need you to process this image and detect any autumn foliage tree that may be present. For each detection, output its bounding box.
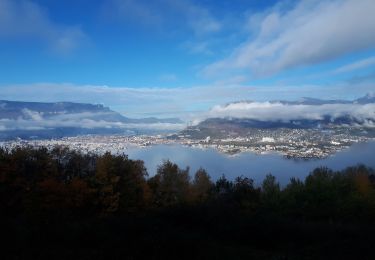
[148,160,191,207]
[192,168,213,203]
[0,145,375,222]
[1,146,375,259]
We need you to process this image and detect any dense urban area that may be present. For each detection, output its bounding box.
[1,127,374,159]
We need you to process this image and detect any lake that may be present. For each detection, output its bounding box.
[126,141,375,185]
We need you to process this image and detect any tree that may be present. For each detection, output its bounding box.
[261,174,281,210]
[95,152,121,215]
[148,160,190,207]
[192,168,213,203]
[214,175,233,196]
[283,177,306,217]
[117,159,150,211]
[233,176,259,209]
[95,152,150,214]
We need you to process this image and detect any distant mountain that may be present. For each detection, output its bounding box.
[0,100,183,140]
[0,100,111,115]
[197,115,364,130]
[355,93,375,104]
[180,94,375,138]
[222,95,372,107]
[279,97,352,105]
[0,100,126,121]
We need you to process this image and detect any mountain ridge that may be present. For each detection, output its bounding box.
[220,94,374,107]
[0,100,184,139]
[180,94,375,138]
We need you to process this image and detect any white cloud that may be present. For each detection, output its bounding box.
[0,116,124,131]
[0,81,373,120]
[0,109,186,132]
[110,0,221,35]
[22,109,43,121]
[182,41,213,55]
[109,0,163,27]
[333,56,375,74]
[205,102,375,124]
[1,82,374,131]
[203,0,375,77]
[214,75,248,86]
[0,0,87,53]
[159,73,178,82]
[170,0,221,35]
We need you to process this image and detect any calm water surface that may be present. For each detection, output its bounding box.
[126,141,375,185]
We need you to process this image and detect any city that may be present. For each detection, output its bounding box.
[1,126,373,159]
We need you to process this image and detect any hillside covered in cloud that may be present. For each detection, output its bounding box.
[0,100,184,140]
[0,94,374,140]
[199,94,375,128]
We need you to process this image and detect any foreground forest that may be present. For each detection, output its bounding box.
[1,146,375,259]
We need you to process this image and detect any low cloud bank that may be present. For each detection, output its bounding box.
[1,83,374,120]
[1,100,374,133]
[0,110,185,132]
[0,118,186,132]
[205,102,375,126]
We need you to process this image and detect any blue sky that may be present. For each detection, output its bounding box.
[0,0,374,118]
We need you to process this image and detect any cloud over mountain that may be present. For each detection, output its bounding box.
[0,100,185,138]
[205,98,375,127]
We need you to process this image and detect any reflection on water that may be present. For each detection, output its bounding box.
[126,141,375,185]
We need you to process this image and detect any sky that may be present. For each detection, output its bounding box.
[0,0,374,119]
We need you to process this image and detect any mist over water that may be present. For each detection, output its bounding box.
[126,141,375,185]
